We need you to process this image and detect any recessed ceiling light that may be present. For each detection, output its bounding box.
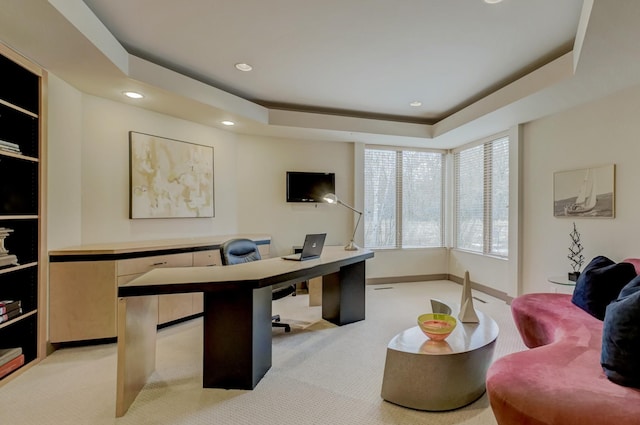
[484,0,503,4]
[221,120,235,126]
[234,63,253,72]
[123,91,144,99]
[410,101,422,107]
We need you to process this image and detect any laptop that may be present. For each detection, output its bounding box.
[282,233,327,261]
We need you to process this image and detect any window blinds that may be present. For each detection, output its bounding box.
[454,136,509,256]
[364,147,444,249]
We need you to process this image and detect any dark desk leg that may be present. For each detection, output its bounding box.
[322,260,366,325]
[202,286,272,389]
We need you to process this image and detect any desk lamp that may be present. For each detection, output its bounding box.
[323,193,363,251]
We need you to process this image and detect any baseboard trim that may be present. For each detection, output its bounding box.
[366,274,448,285]
[447,274,509,302]
[366,274,511,303]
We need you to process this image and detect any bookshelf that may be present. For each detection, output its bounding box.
[0,43,46,384]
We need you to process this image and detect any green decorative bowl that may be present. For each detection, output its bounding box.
[417,313,457,341]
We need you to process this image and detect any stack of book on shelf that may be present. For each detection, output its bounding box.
[0,300,22,324]
[0,347,24,379]
[0,139,21,155]
[0,228,18,268]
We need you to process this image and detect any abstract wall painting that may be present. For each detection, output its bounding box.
[129,131,214,218]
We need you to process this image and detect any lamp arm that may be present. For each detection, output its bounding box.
[350,210,363,243]
[337,200,363,244]
[336,199,362,215]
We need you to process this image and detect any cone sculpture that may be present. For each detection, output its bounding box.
[459,271,479,323]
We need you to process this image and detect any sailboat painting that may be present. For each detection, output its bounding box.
[553,164,615,218]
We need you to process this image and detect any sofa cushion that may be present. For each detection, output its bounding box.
[571,256,637,320]
[601,275,640,389]
[622,258,640,275]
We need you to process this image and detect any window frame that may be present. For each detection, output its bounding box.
[452,134,509,258]
[363,145,446,250]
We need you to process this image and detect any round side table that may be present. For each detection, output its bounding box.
[547,275,577,294]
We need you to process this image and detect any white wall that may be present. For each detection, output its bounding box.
[449,250,509,293]
[50,73,640,295]
[235,135,354,256]
[47,78,242,248]
[46,74,450,280]
[521,82,640,294]
[47,74,82,249]
[368,248,449,281]
[83,95,241,243]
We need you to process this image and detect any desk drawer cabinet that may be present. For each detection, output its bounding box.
[116,253,195,326]
[49,237,270,343]
[49,261,118,342]
[117,253,192,278]
[50,252,194,342]
[193,249,221,267]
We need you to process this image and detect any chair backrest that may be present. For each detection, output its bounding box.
[220,238,262,265]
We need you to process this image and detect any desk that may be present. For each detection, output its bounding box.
[115,246,374,416]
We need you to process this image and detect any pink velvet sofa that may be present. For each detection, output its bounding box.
[486,281,640,425]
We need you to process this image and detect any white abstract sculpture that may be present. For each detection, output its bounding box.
[459,271,479,323]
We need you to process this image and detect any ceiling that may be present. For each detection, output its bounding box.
[81,0,582,123]
[2,1,640,148]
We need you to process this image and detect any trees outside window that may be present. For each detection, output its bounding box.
[364,147,444,249]
[454,136,509,257]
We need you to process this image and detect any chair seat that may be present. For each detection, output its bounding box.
[220,238,295,333]
[272,284,296,301]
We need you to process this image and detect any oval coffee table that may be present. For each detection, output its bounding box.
[381,309,499,411]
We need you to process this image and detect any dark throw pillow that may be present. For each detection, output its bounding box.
[619,274,640,298]
[571,256,637,320]
[601,278,640,389]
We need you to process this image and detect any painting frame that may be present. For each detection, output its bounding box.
[553,164,615,218]
[129,131,214,219]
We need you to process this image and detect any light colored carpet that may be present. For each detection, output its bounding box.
[0,281,526,424]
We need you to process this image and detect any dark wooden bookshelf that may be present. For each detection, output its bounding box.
[0,42,46,385]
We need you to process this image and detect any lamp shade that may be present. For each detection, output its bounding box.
[323,193,338,204]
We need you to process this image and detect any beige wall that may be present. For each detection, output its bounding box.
[48,67,640,292]
[46,74,452,280]
[521,83,640,294]
[235,135,353,256]
[47,78,241,249]
[449,250,509,293]
[79,95,240,243]
[47,74,82,249]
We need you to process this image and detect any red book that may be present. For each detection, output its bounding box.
[0,300,20,315]
[0,308,22,324]
[0,354,24,379]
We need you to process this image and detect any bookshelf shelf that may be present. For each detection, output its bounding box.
[0,98,38,119]
[0,43,45,385]
[0,309,37,331]
[0,150,39,162]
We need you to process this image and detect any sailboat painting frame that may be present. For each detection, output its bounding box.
[553,164,615,218]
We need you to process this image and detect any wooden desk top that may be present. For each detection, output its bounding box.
[118,246,374,297]
[48,234,271,260]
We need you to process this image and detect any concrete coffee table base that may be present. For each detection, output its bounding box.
[381,310,498,411]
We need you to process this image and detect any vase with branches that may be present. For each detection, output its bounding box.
[567,222,585,281]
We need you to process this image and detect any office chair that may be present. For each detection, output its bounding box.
[219,238,295,332]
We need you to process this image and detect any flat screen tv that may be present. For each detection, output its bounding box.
[286,171,335,203]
